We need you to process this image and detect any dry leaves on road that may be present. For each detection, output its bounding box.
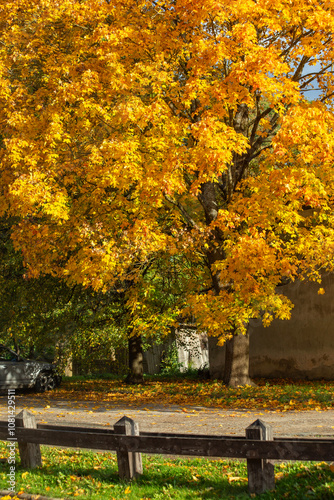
[17,377,334,412]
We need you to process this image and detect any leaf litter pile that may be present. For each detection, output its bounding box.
[42,377,333,411]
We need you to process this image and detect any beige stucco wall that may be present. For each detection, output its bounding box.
[209,274,334,380]
[249,274,334,379]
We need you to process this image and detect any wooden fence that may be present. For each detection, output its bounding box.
[0,410,333,494]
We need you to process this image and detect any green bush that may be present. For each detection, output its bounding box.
[160,343,183,375]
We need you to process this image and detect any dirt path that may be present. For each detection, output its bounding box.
[0,393,333,438]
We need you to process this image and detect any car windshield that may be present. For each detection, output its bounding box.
[0,346,19,362]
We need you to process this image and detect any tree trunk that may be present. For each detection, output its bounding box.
[208,335,225,379]
[125,334,144,384]
[223,330,254,387]
[199,181,253,386]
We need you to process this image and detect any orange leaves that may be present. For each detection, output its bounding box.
[188,116,249,187]
[42,377,334,412]
[273,103,334,169]
[0,0,334,347]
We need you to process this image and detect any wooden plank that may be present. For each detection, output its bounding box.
[0,426,333,461]
[35,424,249,441]
[0,420,332,443]
[246,419,275,494]
[35,423,246,440]
[114,416,143,480]
[15,410,42,469]
[37,423,116,434]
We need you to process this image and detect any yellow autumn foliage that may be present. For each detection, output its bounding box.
[0,0,333,341]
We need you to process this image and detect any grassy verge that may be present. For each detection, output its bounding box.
[0,443,333,499]
[47,376,334,412]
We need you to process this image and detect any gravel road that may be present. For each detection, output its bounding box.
[0,393,333,439]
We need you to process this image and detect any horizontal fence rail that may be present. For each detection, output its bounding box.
[0,411,333,494]
[1,425,334,461]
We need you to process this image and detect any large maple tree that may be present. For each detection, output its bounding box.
[1,0,334,385]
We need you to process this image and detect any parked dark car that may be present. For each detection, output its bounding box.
[0,344,61,392]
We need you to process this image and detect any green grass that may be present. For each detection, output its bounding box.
[0,443,333,499]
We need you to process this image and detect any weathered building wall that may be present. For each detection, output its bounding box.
[209,274,334,380]
[143,328,209,375]
[249,274,334,379]
[176,330,209,371]
[143,342,169,375]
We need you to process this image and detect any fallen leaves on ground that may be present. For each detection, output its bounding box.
[13,377,334,412]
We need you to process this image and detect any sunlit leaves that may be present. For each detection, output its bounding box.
[0,0,334,344]
[45,377,334,412]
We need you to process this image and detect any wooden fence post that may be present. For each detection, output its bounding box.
[15,410,42,468]
[114,416,143,480]
[246,419,275,494]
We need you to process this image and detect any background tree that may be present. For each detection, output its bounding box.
[0,215,188,380]
[0,217,129,371]
[0,0,334,385]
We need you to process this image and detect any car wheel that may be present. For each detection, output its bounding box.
[35,372,56,393]
[46,375,57,391]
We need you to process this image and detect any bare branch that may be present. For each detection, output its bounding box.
[164,194,199,229]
